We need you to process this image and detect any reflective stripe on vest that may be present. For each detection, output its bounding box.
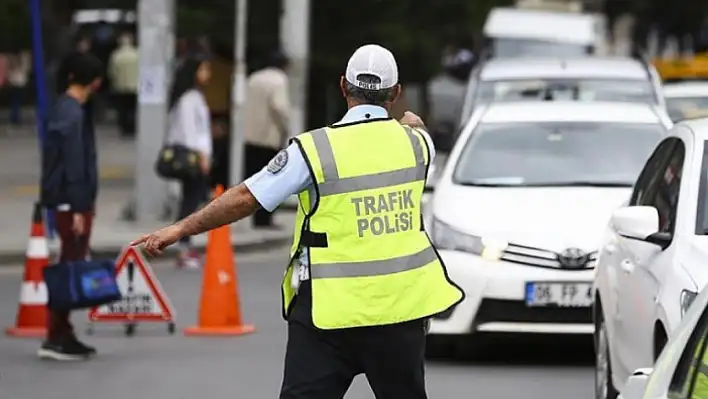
[310,246,438,279]
[311,127,427,197]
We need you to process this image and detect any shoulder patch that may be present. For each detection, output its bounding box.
[266,149,289,174]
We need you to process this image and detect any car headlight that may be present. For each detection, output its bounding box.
[431,218,508,261]
[680,290,698,317]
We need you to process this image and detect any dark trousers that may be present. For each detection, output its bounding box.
[114,92,137,136]
[178,173,207,245]
[245,143,279,227]
[9,85,23,125]
[280,319,428,399]
[48,210,94,342]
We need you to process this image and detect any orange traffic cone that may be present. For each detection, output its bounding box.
[6,203,49,338]
[184,185,255,336]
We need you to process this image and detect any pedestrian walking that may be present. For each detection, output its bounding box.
[39,53,103,361]
[165,57,214,269]
[108,32,139,137]
[243,50,291,229]
[7,50,31,125]
[132,44,464,398]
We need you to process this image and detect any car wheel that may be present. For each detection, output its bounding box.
[596,317,619,399]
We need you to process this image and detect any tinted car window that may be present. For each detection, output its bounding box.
[477,79,656,105]
[630,138,677,206]
[453,122,665,187]
[695,142,708,235]
[653,145,685,234]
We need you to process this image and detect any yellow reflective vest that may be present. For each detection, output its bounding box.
[282,118,464,330]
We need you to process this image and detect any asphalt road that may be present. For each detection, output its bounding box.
[0,245,594,399]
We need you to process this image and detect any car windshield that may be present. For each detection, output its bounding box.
[492,38,589,58]
[477,79,657,105]
[666,96,708,122]
[454,122,665,187]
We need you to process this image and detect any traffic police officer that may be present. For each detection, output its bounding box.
[133,44,464,399]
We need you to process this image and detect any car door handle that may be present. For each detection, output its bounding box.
[620,259,635,274]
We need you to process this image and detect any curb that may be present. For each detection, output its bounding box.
[0,236,291,266]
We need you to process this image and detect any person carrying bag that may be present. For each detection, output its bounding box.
[39,53,109,361]
[157,56,213,269]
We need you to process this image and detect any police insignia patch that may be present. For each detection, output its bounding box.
[266,150,289,174]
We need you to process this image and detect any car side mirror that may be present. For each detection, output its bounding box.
[424,164,438,193]
[618,368,652,399]
[611,206,671,250]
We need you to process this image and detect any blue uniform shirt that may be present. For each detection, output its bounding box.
[243,105,436,276]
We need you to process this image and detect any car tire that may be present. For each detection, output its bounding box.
[595,316,619,399]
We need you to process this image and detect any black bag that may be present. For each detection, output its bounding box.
[44,258,122,311]
[155,144,202,180]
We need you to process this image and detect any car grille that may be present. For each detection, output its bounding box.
[501,243,597,270]
[474,299,592,325]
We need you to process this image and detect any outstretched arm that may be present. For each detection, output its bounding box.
[132,143,311,255]
[178,183,258,237]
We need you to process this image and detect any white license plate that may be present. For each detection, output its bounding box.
[525,282,593,307]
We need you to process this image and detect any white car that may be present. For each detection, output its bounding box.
[458,57,666,131]
[426,101,671,356]
[594,117,708,399]
[616,282,708,399]
[664,82,708,123]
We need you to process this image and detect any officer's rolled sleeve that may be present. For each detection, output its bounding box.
[243,143,312,212]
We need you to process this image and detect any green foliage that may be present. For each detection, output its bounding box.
[0,0,32,50]
[178,0,511,83]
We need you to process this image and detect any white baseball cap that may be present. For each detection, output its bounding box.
[345,44,399,91]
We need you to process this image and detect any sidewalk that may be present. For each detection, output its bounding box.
[0,125,293,264]
[0,186,295,265]
[0,124,134,196]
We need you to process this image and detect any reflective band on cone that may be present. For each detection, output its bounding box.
[26,237,49,259]
[19,282,48,305]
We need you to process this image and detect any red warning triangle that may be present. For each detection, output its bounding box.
[88,246,175,322]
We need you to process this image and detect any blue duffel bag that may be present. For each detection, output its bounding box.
[43,258,122,311]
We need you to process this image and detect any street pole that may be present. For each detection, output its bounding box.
[229,0,248,187]
[280,0,311,138]
[29,0,56,239]
[134,0,174,221]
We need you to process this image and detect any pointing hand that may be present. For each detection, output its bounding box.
[130,224,184,256]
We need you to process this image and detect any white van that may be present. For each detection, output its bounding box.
[483,7,601,58]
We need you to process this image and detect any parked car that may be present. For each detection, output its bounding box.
[425,100,671,357]
[594,117,708,399]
